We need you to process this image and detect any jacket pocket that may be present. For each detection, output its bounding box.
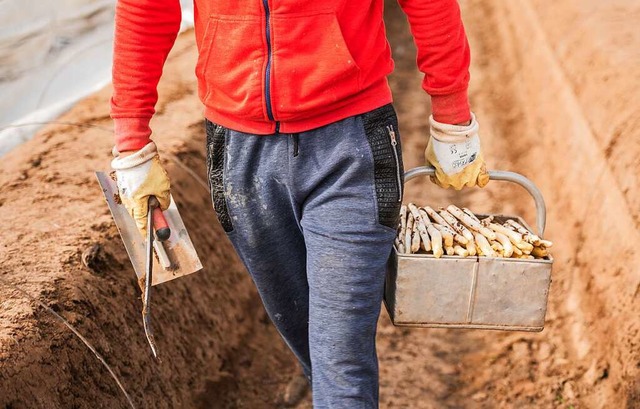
[195,18,218,102]
[205,119,234,233]
[271,11,361,118]
[196,15,265,120]
[361,104,404,230]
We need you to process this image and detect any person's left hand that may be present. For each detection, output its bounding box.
[424,113,489,190]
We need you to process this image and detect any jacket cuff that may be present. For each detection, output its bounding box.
[430,90,471,125]
[113,117,153,152]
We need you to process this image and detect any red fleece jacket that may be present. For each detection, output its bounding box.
[111,0,471,151]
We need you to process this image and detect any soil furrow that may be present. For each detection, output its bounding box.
[1,0,639,407]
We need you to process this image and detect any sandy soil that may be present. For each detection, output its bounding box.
[1,0,639,407]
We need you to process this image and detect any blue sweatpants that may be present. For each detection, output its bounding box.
[205,104,404,408]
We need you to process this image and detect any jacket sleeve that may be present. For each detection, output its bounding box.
[396,0,471,124]
[110,0,182,151]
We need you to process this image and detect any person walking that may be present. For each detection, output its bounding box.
[109,0,488,406]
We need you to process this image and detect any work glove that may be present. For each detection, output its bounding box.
[111,141,171,237]
[425,113,489,190]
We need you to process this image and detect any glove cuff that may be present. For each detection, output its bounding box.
[429,113,478,143]
[111,141,158,170]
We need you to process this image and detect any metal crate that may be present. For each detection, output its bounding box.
[384,167,552,332]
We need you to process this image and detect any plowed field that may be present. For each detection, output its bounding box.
[1,0,638,407]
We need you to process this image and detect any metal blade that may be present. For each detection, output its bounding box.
[96,171,203,285]
[143,202,159,359]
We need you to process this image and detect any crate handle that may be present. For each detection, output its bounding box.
[404,166,547,237]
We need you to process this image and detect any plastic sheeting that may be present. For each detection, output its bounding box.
[0,0,194,157]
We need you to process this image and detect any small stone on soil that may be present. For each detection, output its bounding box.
[472,391,488,401]
[282,374,309,407]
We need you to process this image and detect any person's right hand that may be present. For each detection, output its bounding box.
[111,141,171,237]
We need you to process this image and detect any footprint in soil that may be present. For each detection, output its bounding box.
[192,374,240,408]
[81,243,121,276]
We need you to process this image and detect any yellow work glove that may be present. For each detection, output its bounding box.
[111,141,171,237]
[425,113,489,190]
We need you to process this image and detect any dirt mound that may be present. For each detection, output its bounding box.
[1,0,639,408]
[0,36,301,408]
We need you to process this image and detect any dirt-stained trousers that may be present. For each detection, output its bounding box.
[205,104,404,408]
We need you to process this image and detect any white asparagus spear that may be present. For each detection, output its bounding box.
[504,219,530,235]
[480,215,494,227]
[448,205,497,241]
[428,227,444,258]
[411,218,421,253]
[407,203,432,252]
[499,226,533,253]
[453,245,469,257]
[505,219,541,245]
[502,221,540,247]
[419,209,443,258]
[423,206,460,239]
[444,246,454,256]
[465,236,477,256]
[512,245,523,256]
[433,223,469,244]
[516,254,535,260]
[424,206,469,245]
[491,243,505,258]
[423,206,447,224]
[452,231,465,245]
[538,239,553,248]
[394,237,405,254]
[432,223,454,248]
[506,227,540,246]
[493,231,514,258]
[423,206,450,226]
[515,241,534,253]
[487,222,523,245]
[462,208,482,224]
[437,209,475,255]
[531,247,549,258]
[398,204,408,249]
[420,234,432,252]
[474,232,496,257]
[405,213,414,254]
[439,209,475,242]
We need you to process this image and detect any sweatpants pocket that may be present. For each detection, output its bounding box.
[205,119,234,233]
[360,104,405,230]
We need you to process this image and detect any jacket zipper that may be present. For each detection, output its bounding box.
[262,0,280,132]
[387,125,402,202]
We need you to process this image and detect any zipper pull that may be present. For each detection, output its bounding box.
[387,125,397,146]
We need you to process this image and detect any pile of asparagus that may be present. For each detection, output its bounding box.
[395,204,552,259]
